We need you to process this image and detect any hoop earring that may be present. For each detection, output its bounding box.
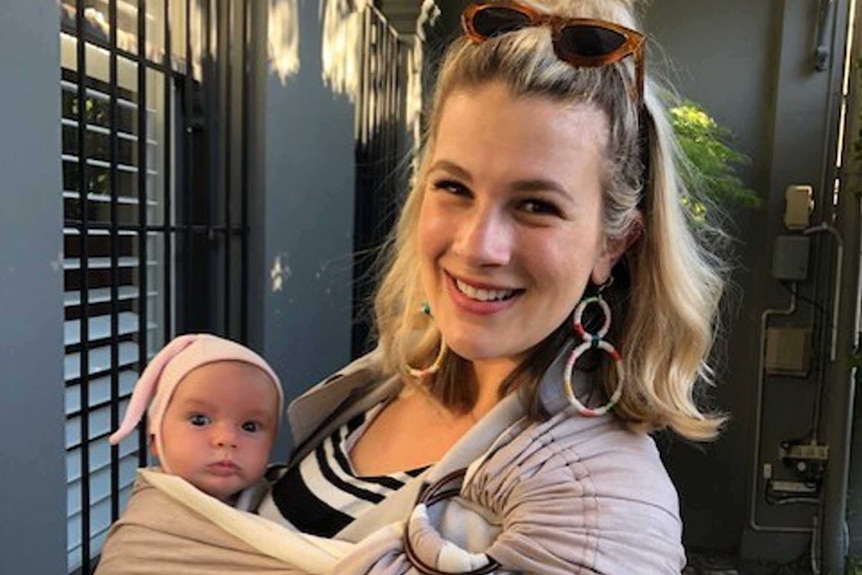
[563,293,624,417]
[406,303,447,378]
[406,339,447,378]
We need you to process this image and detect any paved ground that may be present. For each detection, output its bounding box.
[683,550,815,575]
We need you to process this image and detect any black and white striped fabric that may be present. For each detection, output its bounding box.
[270,404,427,537]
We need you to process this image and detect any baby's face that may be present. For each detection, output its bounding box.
[157,361,279,502]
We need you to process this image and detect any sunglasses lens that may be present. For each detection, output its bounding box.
[558,25,627,57]
[472,7,532,38]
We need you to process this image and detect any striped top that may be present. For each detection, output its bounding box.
[269,403,427,537]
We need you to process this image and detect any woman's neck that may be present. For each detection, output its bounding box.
[469,357,522,420]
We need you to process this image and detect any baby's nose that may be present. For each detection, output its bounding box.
[212,424,237,448]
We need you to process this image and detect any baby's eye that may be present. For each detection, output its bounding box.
[188,414,210,426]
[241,421,261,433]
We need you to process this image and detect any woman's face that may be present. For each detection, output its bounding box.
[417,82,626,376]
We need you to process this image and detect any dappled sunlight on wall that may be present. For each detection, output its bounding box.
[407,0,441,146]
[321,0,369,102]
[268,0,301,83]
[270,254,291,293]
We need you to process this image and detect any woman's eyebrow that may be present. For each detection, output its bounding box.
[431,159,570,198]
[428,159,471,180]
[510,178,571,198]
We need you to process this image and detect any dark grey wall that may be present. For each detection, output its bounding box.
[646,0,845,560]
[248,0,356,451]
[0,1,67,573]
[644,0,777,553]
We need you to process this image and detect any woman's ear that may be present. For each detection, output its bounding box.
[591,210,644,285]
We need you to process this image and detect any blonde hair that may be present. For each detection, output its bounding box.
[373,0,727,440]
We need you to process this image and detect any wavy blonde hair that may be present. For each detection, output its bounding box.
[373,0,727,441]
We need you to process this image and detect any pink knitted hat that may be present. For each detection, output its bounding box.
[108,334,284,463]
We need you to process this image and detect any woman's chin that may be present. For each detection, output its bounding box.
[445,338,525,368]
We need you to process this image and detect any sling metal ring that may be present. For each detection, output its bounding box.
[403,469,501,574]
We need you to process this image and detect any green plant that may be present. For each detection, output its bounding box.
[670,100,760,217]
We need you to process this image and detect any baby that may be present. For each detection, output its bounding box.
[108,333,284,508]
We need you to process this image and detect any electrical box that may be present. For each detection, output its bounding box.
[784,185,813,230]
[772,235,810,281]
[765,327,812,376]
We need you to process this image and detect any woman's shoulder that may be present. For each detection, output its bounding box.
[555,414,676,495]
[485,410,677,507]
[462,411,684,573]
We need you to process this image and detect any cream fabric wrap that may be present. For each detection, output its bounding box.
[95,469,349,574]
[94,467,508,574]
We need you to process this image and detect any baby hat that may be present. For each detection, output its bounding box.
[108,333,284,454]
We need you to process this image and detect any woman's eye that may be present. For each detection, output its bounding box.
[241,421,261,433]
[432,179,469,197]
[188,414,210,426]
[520,199,561,216]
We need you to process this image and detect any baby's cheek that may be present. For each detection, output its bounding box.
[249,445,272,474]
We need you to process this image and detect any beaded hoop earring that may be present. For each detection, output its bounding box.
[405,303,447,378]
[406,339,447,378]
[563,294,624,417]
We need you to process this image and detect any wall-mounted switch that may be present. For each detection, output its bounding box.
[784,185,813,230]
[769,480,818,495]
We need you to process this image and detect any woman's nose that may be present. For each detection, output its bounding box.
[453,205,512,266]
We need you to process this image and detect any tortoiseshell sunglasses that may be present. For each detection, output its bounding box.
[462,1,646,105]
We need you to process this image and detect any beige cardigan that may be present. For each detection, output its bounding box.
[263,347,686,574]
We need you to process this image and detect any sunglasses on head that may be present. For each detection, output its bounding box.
[461,1,646,105]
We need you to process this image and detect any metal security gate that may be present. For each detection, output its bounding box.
[59,0,251,571]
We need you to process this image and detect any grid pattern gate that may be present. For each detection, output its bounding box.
[59,0,250,571]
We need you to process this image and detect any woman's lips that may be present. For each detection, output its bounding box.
[446,273,522,316]
[454,277,516,302]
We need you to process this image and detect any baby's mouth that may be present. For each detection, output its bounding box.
[209,460,240,475]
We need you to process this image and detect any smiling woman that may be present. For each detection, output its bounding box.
[255,1,727,573]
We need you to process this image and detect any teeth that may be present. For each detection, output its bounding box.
[455,279,515,302]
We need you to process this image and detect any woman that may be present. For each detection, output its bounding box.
[259,0,727,573]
